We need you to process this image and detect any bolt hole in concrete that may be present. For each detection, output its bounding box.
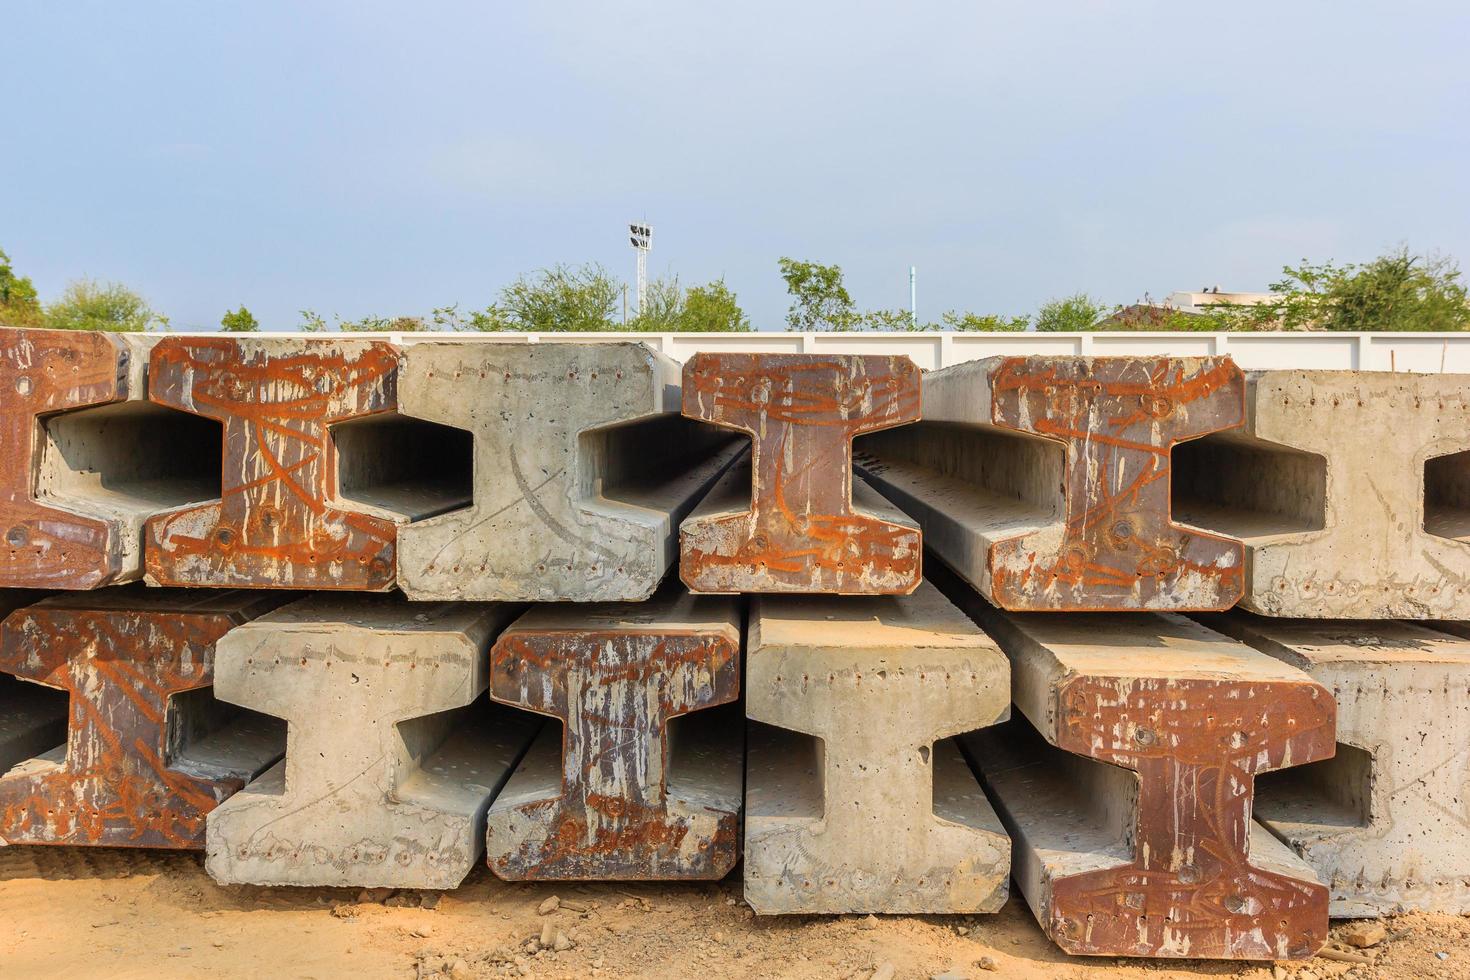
[39,402,224,518]
[1423,449,1470,541]
[331,414,474,522]
[1170,434,1328,539]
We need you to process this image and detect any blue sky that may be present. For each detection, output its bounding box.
[3,1,1468,331]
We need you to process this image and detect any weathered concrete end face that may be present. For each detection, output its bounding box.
[485,585,742,880]
[1198,611,1470,916]
[680,352,922,595]
[744,581,1010,914]
[0,587,285,848]
[1173,370,1470,618]
[397,343,741,602]
[856,355,1244,611]
[204,594,540,889]
[0,328,177,589]
[955,594,1333,960]
[145,335,452,591]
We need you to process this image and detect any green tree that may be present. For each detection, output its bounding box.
[854,308,922,332]
[680,279,750,332]
[628,275,686,331]
[0,248,44,327]
[475,263,620,332]
[220,305,259,332]
[45,279,163,332]
[1035,293,1106,332]
[778,257,856,331]
[942,311,1030,332]
[1213,248,1470,332]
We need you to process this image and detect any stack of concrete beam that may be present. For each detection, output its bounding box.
[2,326,1468,965]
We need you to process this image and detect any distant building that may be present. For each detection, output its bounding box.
[1094,287,1280,329]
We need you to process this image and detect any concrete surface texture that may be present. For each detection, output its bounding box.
[396,342,741,603]
[680,352,923,595]
[744,580,1010,914]
[204,593,541,889]
[954,584,1333,960]
[145,336,466,591]
[0,328,213,589]
[856,355,1245,611]
[1171,369,1470,618]
[485,583,742,880]
[0,586,285,849]
[1198,611,1470,917]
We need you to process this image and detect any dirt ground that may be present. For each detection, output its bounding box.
[0,847,1465,980]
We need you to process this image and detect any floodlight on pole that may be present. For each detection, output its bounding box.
[629,222,652,316]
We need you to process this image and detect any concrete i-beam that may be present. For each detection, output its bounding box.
[0,327,220,589]
[396,342,742,602]
[1198,611,1470,916]
[680,352,923,595]
[145,336,470,591]
[205,594,540,889]
[744,580,1010,914]
[486,583,742,880]
[1172,370,1470,618]
[0,587,285,848]
[855,355,1244,611]
[950,572,1333,960]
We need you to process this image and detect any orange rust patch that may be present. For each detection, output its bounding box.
[0,327,129,589]
[987,356,1245,611]
[680,353,921,594]
[144,337,400,590]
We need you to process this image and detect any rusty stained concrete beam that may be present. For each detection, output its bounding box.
[485,583,742,880]
[1198,611,1470,916]
[680,352,922,595]
[397,342,742,603]
[145,336,467,591]
[0,327,191,589]
[1172,370,1470,618]
[205,594,540,889]
[0,587,285,849]
[744,580,1010,914]
[0,588,66,774]
[948,568,1333,960]
[856,355,1245,611]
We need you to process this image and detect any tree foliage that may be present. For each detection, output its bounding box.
[220,305,259,332]
[779,257,857,331]
[1208,248,1470,332]
[1035,293,1106,332]
[942,311,1030,332]
[45,279,163,332]
[680,279,751,332]
[469,263,621,332]
[0,248,44,327]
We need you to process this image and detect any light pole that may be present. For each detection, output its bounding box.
[629,222,652,317]
[910,266,918,328]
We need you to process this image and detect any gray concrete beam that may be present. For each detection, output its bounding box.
[744,580,1010,914]
[1172,370,1470,617]
[485,584,742,880]
[855,355,1244,611]
[948,571,1332,959]
[397,342,742,602]
[1197,611,1470,916]
[680,352,923,595]
[205,594,540,889]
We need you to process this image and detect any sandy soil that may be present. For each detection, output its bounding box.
[0,846,1465,980]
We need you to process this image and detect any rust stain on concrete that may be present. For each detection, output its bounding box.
[0,327,130,589]
[145,337,400,590]
[0,589,283,849]
[680,353,921,594]
[988,356,1245,610]
[487,610,740,879]
[1046,673,1334,958]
